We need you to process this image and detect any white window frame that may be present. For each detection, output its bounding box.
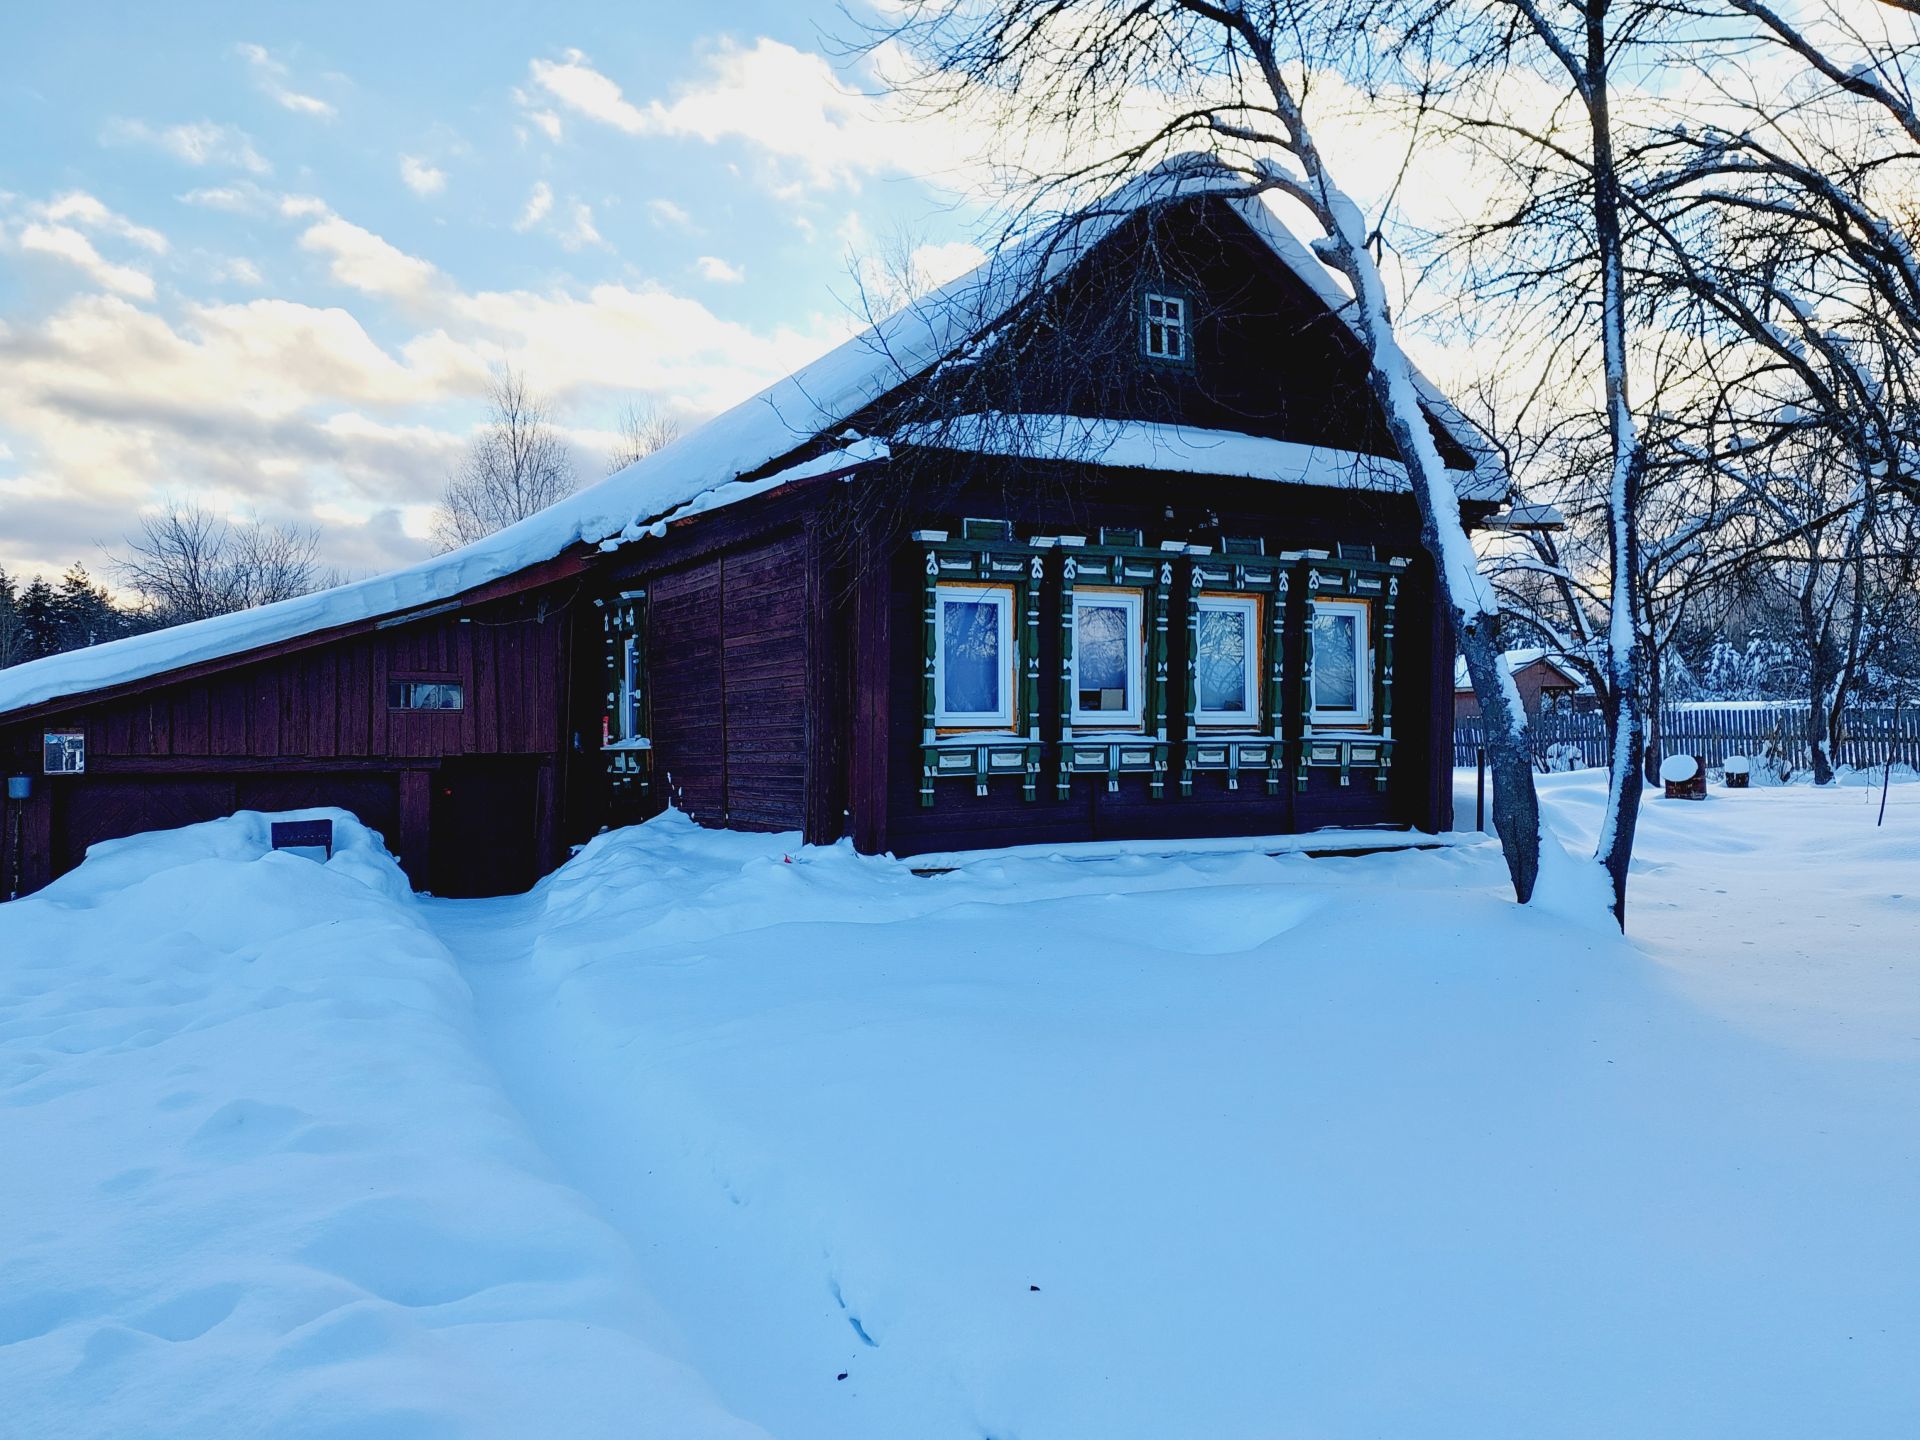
[1310,598,1373,726]
[1143,291,1187,361]
[1070,588,1145,729]
[934,583,1016,728]
[616,636,644,741]
[1194,594,1261,725]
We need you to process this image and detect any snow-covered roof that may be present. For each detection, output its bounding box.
[1453,647,1590,692]
[1,154,1503,719]
[898,414,1504,500]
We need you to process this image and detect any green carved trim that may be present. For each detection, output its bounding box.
[918,526,1048,805]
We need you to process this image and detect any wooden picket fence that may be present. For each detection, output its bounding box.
[1453,704,1920,772]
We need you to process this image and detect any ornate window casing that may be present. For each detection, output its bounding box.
[1180,537,1290,795]
[1048,527,1175,798]
[600,589,651,797]
[1297,548,1409,790]
[917,521,1044,804]
[907,522,1410,807]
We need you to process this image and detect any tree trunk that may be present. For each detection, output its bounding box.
[1454,615,1542,902]
[1803,585,1836,785]
[1586,0,1646,928]
[1642,647,1664,785]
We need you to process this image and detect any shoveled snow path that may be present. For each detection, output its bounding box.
[421,795,1919,1439]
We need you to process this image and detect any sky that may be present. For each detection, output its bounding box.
[0,1,988,588]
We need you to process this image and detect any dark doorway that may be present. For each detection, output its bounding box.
[428,758,538,898]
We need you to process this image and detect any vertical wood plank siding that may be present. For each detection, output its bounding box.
[645,531,811,834]
[0,594,571,897]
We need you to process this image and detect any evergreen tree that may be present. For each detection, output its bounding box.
[16,578,60,662]
[0,568,20,668]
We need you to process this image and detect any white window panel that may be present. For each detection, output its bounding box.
[617,636,644,741]
[1072,588,1144,727]
[1311,599,1372,725]
[1195,595,1260,723]
[1143,291,1187,361]
[935,584,1016,727]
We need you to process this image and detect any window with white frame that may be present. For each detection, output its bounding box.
[1311,599,1372,725]
[1142,292,1187,362]
[612,636,645,742]
[1195,595,1260,724]
[1072,589,1144,727]
[935,584,1016,727]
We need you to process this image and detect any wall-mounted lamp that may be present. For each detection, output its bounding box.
[6,775,31,801]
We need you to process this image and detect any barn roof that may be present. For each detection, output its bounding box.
[0,155,1505,720]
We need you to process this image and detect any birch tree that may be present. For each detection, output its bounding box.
[433,366,578,551]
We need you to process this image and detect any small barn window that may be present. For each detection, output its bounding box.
[1310,600,1371,725]
[934,584,1016,727]
[1072,589,1144,727]
[1142,291,1188,362]
[388,679,464,711]
[1195,596,1260,723]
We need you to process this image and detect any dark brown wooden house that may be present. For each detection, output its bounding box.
[0,158,1507,901]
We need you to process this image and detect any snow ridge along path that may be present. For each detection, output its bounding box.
[0,810,767,1440]
[3,778,1917,1437]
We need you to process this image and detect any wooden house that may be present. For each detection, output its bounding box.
[1453,648,1588,721]
[0,159,1507,900]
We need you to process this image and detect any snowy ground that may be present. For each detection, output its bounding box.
[3,776,1916,1438]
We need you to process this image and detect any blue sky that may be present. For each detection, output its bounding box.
[0,2,986,584]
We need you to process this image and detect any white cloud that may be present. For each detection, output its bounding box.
[13,223,156,299]
[399,156,447,197]
[696,255,744,283]
[648,198,694,229]
[514,181,553,231]
[180,184,267,213]
[527,49,650,133]
[525,40,945,190]
[526,109,563,143]
[106,119,271,175]
[0,201,852,578]
[216,257,265,287]
[558,202,604,251]
[235,42,336,119]
[297,215,441,299]
[40,192,168,253]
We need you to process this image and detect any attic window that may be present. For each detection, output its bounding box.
[1143,292,1187,362]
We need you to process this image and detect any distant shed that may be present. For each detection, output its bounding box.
[1453,648,1588,721]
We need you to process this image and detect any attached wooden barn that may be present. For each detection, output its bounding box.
[0,158,1507,900]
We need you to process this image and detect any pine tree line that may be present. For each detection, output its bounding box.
[0,565,154,672]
